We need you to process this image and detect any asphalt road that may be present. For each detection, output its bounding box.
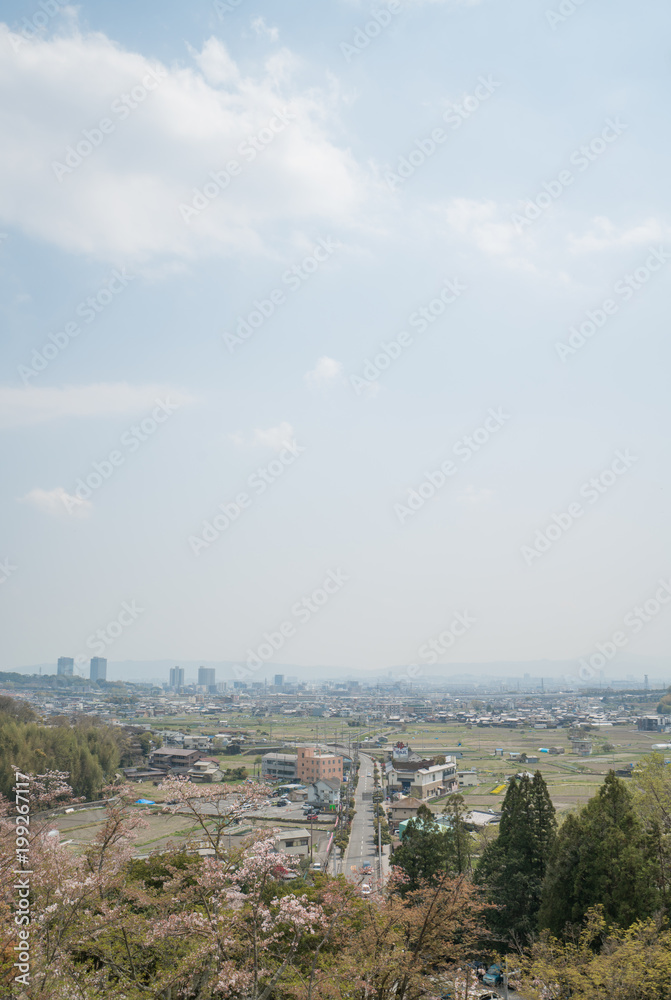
[343,753,381,883]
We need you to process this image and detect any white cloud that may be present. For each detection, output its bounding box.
[0,23,366,262]
[304,356,343,388]
[0,383,191,428]
[568,216,669,253]
[251,17,280,41]
[252,422,296,450]
[444,198,517,257]
[20,486,92,518]
[231,421,297,451]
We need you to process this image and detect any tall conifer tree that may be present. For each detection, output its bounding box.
[476,771,556,944]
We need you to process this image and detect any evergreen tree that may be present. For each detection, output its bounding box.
[476,771,556,944]
[441,793,472,874]
[539,771,660,935]
[392,805,451,892]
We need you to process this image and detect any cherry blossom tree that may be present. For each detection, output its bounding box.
[158,775,270,859]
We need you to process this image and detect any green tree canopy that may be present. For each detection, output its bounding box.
[393,799,472,891]
[476,771,556,944]
[539,771,661,935]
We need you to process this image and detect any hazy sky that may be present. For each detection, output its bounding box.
[1,0,670,681]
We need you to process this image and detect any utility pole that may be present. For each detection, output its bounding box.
[377,800,382,887]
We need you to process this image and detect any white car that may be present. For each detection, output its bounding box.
[361,883,371,896]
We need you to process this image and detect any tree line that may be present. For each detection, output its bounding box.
[0,698,122,800]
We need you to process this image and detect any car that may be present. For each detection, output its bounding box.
[367,772,372,777]
[362,861,372,872]
[310,862,322,871]
[481,965,503,987]
[361,883,371,896]
[273,798,289,807]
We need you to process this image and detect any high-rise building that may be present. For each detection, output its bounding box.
[274,674,284,688]
[57,657,74,676]
[90,657,107,682]
[198,667,216,691]
[169,666,185,689]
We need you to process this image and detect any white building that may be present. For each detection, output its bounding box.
[388,758,458,800]
[306,778,341,806]
[183,735,212,750]
[262,752,298,782]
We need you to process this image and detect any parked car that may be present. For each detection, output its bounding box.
[273,798,289,807]
[481,965,503,987]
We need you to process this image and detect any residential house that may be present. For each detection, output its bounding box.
[306,777,341,807]
[148,748,203,772]
[275,828,311,857]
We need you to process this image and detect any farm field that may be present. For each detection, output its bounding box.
[382,721,663,813]
[127,711,666,815]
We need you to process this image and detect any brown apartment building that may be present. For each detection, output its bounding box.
[297,747,343,784]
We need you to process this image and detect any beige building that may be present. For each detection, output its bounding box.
[275,828,311,857]
[297,747,343,784]
[389,797,424,823]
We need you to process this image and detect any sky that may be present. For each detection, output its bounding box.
[1,0,670,684]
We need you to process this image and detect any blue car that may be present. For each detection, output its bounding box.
[482,964,503,987]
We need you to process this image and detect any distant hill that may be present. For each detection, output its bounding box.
[9,654,670,687]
